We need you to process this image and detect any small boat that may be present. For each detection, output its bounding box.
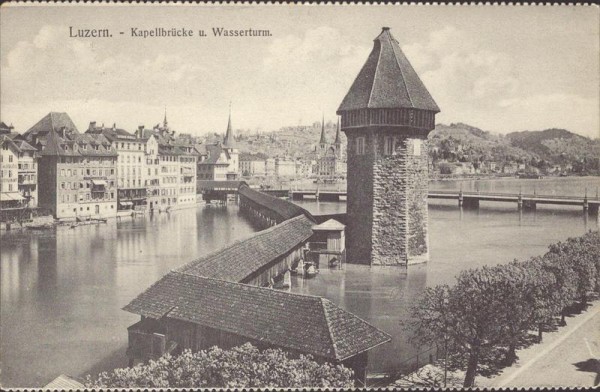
[328,257,339,268]
[281,271,291,288]
[27,224,53,230]
[305,263,318,277]
[291,259,305,276]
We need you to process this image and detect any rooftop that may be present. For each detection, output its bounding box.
[24,112,79,140]
[337,27,440,113]
[238,184,314,222]
[178,214,314,283]
[123,272,391,361]
[312,218,345,231]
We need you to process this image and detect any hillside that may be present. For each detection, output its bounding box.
[209,121,599,175]
[506,128,600,164]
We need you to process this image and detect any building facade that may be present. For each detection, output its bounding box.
[143,117,199,210]
[275,158,296,177]
[197,111,239,182]
[337,27,440,265]
[86,123,147,212]
[239,153,267,177]
[37,128,118,220]
[0,136,26,221]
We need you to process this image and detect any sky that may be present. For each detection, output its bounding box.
[1,4,598,138]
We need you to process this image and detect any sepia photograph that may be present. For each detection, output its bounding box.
[0,2,599,389]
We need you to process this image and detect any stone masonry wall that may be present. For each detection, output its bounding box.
[345,127,430,265]
[371,133,409,265]
[405,138,430,263]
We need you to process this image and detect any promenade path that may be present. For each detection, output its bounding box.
[390,300,600,388]
[479,300,600,388]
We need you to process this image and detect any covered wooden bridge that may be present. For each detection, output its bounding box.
[123,272,391,385]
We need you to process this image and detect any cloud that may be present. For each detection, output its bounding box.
[2,25,207,105]
[497,94,599,138]
[261,26,370,113]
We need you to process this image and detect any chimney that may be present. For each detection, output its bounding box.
[137,125,144,139]
[88,121,96,132]
[112,123,116,131]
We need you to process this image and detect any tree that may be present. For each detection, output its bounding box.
[547,234,597,306]
[520,256,560,342]
[86,343,354,388]
[410,268,511,387]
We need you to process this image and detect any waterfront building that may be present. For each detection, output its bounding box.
[143,131,161,211]
[14,139,39,208]
[197,143,230,181]
[124,272,390,385]
[239,152,267,177]
[37,127,118,220]
[86,122,147,212]
[275,157,296,177]
[197,111,239,181]
[265,157,276,176]
[337,27,440,265]
[142,117,199,210]
[0,136,28,221]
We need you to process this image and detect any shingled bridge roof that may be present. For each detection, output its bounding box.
[123,272,391,361]
[238,184,314,222]
[179,214,314,283]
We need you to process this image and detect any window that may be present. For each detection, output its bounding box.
[61,169,65,177]
[8,184,12,191]
[356,137,365,155]
[384,136,395,156]
[413,139,422,156]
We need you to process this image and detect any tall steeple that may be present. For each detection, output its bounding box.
[163,107,168,128]
[223,101,235,148]
[334,116,341,145]
[319,113,327,145]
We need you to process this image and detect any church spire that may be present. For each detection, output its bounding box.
[163,107,168,128]
[319,113,327,145]
[334,116,341,145]
[223,101,236,148]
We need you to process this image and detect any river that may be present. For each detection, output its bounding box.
[1,177,599,386]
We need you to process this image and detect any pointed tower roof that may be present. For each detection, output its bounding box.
[319,114,327,145]
[223,103,236,148]
[334,117,341,144]
[163,108,168,128]
[337,27,439,113]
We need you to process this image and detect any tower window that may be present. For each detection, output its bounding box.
[413,139,422,156]
[384,136,396,156]
[356,137,365,155]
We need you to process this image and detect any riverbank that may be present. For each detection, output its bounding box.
[0,200,208,231]
[390,300,600,389]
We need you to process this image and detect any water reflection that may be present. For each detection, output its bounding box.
[1,177,599,386]
[1,205,257,387]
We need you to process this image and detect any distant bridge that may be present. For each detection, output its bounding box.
[262,188,600,214]
[196,182,599,214]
